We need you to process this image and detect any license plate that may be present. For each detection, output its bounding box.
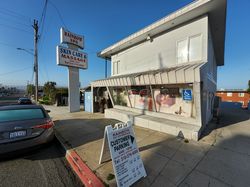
[9,131,27,139]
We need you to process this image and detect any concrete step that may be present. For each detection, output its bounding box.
[105,108,201,141]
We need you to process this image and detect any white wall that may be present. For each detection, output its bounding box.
[200,24,218,126]
[111,15,208,76]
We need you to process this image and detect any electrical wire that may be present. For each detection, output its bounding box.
[0,66,32,76]
[0,23,33,34]
[48,0,68,29]
[0,7,31,23]
[38,0,48,42]
[0,12,31,28]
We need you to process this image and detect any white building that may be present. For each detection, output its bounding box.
[91,0,227,140]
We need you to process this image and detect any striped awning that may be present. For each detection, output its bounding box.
[91,62,205,87]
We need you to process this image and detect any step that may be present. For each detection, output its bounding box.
[104,108,201,141]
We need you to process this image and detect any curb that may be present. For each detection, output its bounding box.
[55,130,105,187]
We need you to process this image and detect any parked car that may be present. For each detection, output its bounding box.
[18,97,32,105]
[0,105,54,154]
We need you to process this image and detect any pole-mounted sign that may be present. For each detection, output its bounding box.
[60,28,84,49]
[56,46,88,69]
[56,28,87,112]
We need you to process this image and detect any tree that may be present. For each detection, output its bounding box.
[27,84,35,96]
[247,80,250,93]
[43,81,57,103]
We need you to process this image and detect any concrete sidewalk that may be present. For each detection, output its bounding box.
[44,105,250,187]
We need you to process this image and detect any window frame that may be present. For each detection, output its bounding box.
[238,93,245,97]
[176,34,203,64]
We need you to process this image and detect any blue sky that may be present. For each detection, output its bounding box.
[0,0,249,89]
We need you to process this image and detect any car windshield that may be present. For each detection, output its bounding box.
[0,108,45,122]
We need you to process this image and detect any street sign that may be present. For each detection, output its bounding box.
[56,46,88,69]
[182,89,192,101]
[60,28,84,49]
[99,121,147,187]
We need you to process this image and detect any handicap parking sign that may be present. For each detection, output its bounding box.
[182,89,192,101]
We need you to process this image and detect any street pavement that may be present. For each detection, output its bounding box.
[0,140,81,187]
[44,105,250,187]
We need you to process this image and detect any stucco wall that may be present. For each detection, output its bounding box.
[111,15,208,76]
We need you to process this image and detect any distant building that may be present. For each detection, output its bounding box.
[216,90,250,108]
[91,0,227,140]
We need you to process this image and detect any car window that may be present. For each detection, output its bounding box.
[0,109,45,122]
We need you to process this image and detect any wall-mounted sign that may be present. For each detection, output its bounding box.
[56,46,88,69]
[182,89,192,101]
[99,121,147,187]
[60,28,84,49]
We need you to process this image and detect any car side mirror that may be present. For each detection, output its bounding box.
[46,110,51,113]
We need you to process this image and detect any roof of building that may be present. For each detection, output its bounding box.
[92,62,205,87]
[98,0,227,66]
[217,90,249,93]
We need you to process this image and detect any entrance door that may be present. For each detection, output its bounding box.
[84,91,92,112]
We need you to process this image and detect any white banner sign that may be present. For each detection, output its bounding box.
[60,28,84,49]
[56,46,88,69]
[100,121,147,187]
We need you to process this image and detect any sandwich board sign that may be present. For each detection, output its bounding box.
[99,121,147,187]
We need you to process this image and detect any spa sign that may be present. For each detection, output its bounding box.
[56,46,88,69]
[99,122,147,187]
[60,28,84,49]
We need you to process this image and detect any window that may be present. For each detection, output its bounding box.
[0,109,45,122]
[189,35,202,62]
[176,35,202,64]
[238,93,245,97]
[177,39,188,64]
[227,92,232,97]
[113,61,120,75]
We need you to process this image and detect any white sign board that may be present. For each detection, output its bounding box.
[56,46,88,69]
[100,121,147,187]
[60,28,84,49]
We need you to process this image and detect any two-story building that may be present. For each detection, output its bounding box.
[91,0,227,140]
[216,90,250,109]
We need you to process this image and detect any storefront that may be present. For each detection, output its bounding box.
[91,0,227,140]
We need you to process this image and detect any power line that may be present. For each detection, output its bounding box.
[0,12,31,28]
[0,66,32,76]
[0,23,33,34]
[0,7,31,21]
[48,0,67,29]
[38,0,48,42]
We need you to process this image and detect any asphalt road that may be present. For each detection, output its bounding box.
[0,94,22,106]
[0,140,82,187]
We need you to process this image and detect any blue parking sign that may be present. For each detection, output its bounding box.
[182,89,192,101]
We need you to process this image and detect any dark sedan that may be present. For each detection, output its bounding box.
[18,97,32,105]
[0,105,54,154]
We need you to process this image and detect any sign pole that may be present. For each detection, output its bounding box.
[56,28,87,113]
[68,44,80,112]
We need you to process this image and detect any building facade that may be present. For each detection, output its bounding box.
[91,0,227,140]
[216,90,250,108]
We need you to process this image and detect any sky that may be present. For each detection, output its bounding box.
[0,0,249,89]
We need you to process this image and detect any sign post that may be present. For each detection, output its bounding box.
[56,28,87,112]
[99,121,147,187]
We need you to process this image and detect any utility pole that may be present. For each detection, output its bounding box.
[33,20,39,102]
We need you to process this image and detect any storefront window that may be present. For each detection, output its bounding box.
[109,87,128,106]
[152,85,194,117]
[127,86,154,111]
[108,84,195,118]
